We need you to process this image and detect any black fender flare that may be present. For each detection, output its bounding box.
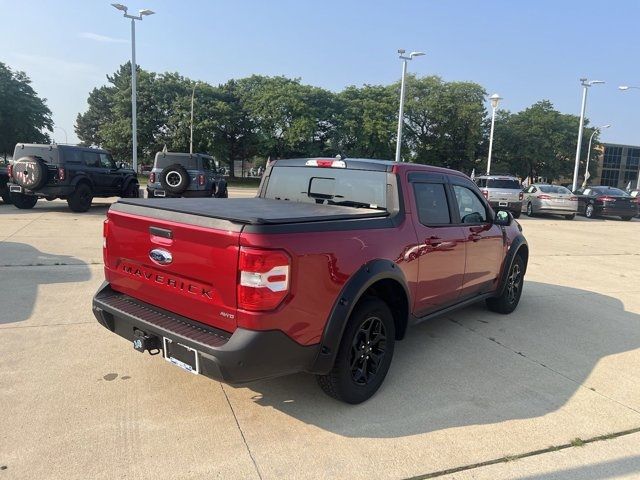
[495,234,529,297]
[308,259,410,375]
[70,174,94,190]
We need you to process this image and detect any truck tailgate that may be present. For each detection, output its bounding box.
[104,205,241,332]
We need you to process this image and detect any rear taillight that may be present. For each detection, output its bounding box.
[238,247,291,311]
[519,192,524,201]
[537,194,551,200]
[569,196,578,201]
[149,172,156,183]
[7,164,13,178]
[102,219,109,256]
[58,167,66,181]
[198,174,205,186]
[598,196,616,202]
[481,189,489,199]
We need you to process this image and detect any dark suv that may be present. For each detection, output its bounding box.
[147,152,228,198]
[7,143,139,212]
[0,158,10,204]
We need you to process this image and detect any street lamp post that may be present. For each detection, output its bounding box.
[571,78,605,192]
[395,49,425,162]
[583,124,611,188]
[618,85,640,189]
[54,126,68,144]
[111,3,155,173]
[486,93,502,175]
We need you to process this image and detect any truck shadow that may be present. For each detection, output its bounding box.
[0,200,112,216]
[245,281,640,437]
[0,242,92,324]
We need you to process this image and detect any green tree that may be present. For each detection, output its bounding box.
[0,62,52,158]
[402,75,487,172]
[492,100,589,182]
[333,84,397,159]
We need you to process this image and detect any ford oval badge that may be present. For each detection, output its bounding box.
[149,248,173,265]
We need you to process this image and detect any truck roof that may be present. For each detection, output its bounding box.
[273,158,468,178]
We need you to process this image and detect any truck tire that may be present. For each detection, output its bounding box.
[11,192,38,209]
[160,164,189,194]
[122,181,140,198]
[67,183,94,212]
[214,179,228,198]
[12,156,48,190]
[486,254,524,314]
[512,210,521,219]
[316,297,395,404]
[1,187,11,204]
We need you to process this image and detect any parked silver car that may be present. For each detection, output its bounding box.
[522,184,578,219]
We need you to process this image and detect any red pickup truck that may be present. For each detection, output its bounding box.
[93,158,528,403]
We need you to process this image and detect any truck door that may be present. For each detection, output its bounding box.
[409,177,466,316]
[450,181,504,297]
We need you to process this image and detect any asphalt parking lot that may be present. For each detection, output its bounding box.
[1,194,639,480]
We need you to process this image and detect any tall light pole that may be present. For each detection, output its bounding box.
[571,78,605,191]
[486,93,502,175]
[395,49,425,162]
[111,3,155,173]
[190,81,200,154]
[54,126,68,144]
[583,124,611,188]
[618,85,640,189]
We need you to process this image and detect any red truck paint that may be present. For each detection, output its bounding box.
[94,158,527,403]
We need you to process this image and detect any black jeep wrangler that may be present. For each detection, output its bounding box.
[7,144,139,212]
[147,151,228,198]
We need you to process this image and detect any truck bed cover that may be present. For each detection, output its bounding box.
[114,197,388,226]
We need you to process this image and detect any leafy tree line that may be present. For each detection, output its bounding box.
[0,60,600,183]
[0,62,52,159]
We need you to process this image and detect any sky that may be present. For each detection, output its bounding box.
[2,0,640,146]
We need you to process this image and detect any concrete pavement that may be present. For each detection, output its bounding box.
[0,198,639,479]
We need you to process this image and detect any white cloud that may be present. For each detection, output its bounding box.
[79,32,127,44]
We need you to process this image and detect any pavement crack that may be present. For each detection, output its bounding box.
[0,212,47,242]
[220,384,263,480]
[404,427,640,479]
[448,317,640,417]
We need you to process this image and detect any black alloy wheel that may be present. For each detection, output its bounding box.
[316,297,395,404]
[486,254,525,314]
[349,315,387,386]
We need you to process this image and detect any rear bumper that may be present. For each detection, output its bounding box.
[489,201,522,212]
[92,282,319,384]
[596,205,637,217]
[147,187,211,198]
[7,182,74,197]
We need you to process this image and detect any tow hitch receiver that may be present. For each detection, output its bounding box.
[133,329,160,354]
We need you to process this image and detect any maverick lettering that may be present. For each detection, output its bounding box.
[121,264,213,299]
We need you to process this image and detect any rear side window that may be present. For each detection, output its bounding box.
[413,183,451,225]
[487,179,521,189]
[13,146,57,164]
[475,178,486,188]
[83,151,100,168]
[453,185,487,223]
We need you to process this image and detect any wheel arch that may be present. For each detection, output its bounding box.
[495,235,528,297]
[308,259,410,375]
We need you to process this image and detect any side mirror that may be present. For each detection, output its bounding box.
[494,209,513,226]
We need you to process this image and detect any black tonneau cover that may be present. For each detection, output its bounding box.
[115,197,388,225]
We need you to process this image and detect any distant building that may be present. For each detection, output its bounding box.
[593,143,640,189]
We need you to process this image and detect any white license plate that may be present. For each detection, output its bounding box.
[163,337,199,374]
[499,201,508,207]
[154,190,166,197]
[9,185,22,193]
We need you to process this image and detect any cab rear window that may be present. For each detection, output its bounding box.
[264,166,388,209]
[487,179,521,189]
[155,157,199,169]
